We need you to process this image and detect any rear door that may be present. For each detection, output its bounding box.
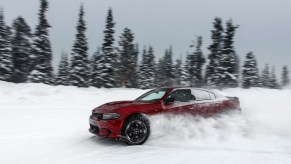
[161,89,195,115]
[211,92,229,113]
[192,89,217,116]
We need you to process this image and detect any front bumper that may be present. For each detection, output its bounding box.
[89,115,123,138]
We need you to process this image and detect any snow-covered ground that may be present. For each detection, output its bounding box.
[1,81,291,164]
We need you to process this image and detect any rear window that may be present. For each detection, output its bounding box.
[194,89,212,100]
[209,93,216,99]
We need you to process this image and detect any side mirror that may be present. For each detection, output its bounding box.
[164,97,174,103]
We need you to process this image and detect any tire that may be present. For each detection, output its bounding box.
[121,114,150,145]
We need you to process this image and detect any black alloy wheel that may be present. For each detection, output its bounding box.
[122,114,150,145]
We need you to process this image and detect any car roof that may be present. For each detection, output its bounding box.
[158,87,225,98]
[160,86,211,91]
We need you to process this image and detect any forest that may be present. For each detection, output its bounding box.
[0,0,289,89]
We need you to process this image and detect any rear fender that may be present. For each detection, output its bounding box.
[226,96,241,110]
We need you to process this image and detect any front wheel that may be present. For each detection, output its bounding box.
[121,114,150,145]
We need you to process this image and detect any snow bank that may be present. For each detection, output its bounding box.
[0,81,291,164]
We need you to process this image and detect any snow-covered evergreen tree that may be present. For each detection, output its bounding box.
[180,59,189,86]
[163,46,175,85]
[131,43,139,88]
[184,52,197,86]
[138,47,147,88]
[269,67,279,89]
[205,18,223,88]
[146,46,156,88]
[281,66,289,87]
[139,46,156,89]
[256,69,263,88]
[69,4,89,87]
[184,36,205,87]
[195,36,206,87]
[219,20,239,88]
[155,46,175,87]
[28,0,53,84]
[190,36,205,87]
[117,28,138,88]
[242,52,259,88]
[11,16,32,83]
[174,58,183,85]
[0,9,13,82]
[55,51,69,85]
[154,57,166,87]
[261,64,271,88]
[91,47,102,88]
[100,8,116,88]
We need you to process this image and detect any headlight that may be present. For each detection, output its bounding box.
[102,113,120,120]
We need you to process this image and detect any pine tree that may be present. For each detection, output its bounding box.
[269,67,279,89]
[117,28,138,88]
[91,47,102,88]
[242,52,259,88]
[155,47,175,87]
[155,57,166,87]
[184,52,197,86]
[180,59,189,86]
[261,64,271,88]
[11,16,32,83]
[163,46,175,85]
[184,36,205,87]
[256,69,263,88]
[69,4,89,87]
[196,36,206,87]
[205,17,224,88]
[55,51,69,85]
[139,47,147,88]
[0,9,13,82]
[146,46,156,88]
[131,43,139,88]
[219,20,239,88]
[281,66,289,87]
[100,8,116,88]
[192,36,205,86]
[28,0,53,84]
[139,46,155,89]
[174,58,183,85]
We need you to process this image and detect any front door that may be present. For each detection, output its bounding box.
[161,89,196,115]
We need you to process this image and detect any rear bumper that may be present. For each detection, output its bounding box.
[89,116,123,138]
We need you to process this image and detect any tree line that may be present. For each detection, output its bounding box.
[0,0,289,89]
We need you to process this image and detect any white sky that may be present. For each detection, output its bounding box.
[0,0,290,75]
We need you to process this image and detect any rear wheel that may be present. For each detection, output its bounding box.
[121,114,150,145]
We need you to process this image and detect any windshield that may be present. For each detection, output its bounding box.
[135,88,169,102]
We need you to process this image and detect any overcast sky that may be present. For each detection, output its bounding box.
[0,0,290,74]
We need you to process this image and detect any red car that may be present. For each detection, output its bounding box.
[89,87,240,145]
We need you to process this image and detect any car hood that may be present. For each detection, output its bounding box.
[93,100,152,113]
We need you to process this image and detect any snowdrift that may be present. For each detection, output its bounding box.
[0,81,291,164]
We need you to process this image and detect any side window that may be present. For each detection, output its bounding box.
[209,92,216,99]
[167,89,194,102]
[194,89,211,100]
